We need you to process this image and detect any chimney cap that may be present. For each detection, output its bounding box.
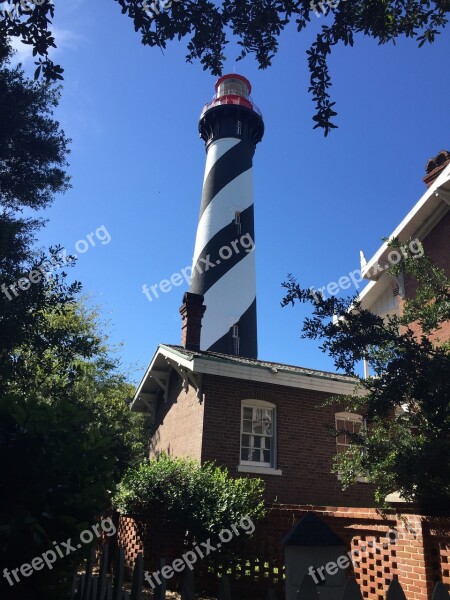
[181,291,205,307]
[423,150,450,188]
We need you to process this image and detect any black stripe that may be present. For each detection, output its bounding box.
[190,205,255,296]
[207,298,257,359]
[199,140,254,220]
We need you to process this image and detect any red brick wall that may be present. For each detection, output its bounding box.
[399,209,450,344]
[200,375,375,507]
[250,505,450,600]
[116,506,450,600]
[150,369,205,460]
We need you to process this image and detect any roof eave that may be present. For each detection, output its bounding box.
[362,164,450,282]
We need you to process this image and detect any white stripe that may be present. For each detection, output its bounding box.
[203,138,240,184]
[193,169,253,265]
[201,252,256,351]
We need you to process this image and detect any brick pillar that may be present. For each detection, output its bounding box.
[179,292,206,351]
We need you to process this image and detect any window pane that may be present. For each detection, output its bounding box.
[263,421,273,436]
[241,447,257,461]
[262,450,271,463]
[262,437,271,450]
[253,436,261,448]
[241,434,250,447]
[243,420,252,433]
[253,421,263,434]
[262,409,272,422]
[243,407,253,420]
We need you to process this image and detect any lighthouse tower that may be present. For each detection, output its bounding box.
[190,74,264,358]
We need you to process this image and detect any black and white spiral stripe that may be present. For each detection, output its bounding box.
[190,137,257,357]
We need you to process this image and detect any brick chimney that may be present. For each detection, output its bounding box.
[179,292,206,351]
[423,150,450,188]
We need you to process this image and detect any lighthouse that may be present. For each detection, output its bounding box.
[189,74,264,358]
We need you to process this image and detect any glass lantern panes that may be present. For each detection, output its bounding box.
[241,406,274,466]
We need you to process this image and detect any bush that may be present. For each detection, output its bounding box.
[113,454,266,543]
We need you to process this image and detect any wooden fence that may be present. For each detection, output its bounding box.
[71,545,450,600]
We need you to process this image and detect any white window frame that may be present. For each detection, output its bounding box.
[335,412,368,483]
[238,400,282,475]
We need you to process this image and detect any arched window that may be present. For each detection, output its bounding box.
[335,412,368,483]
[240,400,276,468]
[335,412,363,455]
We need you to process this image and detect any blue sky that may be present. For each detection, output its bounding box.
[11,0,450,381]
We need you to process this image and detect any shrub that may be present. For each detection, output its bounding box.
[113,454,266,543]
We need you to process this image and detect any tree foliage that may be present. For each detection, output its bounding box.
[0,46,151,599]
[0,43,70,212]
[0,301,151,599]
[113,453,266,552]
[281,239,450,508]
[1,0,448,134]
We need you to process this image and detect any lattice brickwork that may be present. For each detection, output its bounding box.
[114,507,450,600]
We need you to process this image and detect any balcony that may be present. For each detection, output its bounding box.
[200,94,262,119]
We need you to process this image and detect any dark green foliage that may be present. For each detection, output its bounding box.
[0,5,62,81]
[1,0,448,134]
[114,454,266,549]
[281,238,450,507]
[0,44,70,211]
[0,300,152,600]
[389,238,450,336]
[0,46,151,599]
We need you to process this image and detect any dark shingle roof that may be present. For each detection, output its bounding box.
[162,344,354,384]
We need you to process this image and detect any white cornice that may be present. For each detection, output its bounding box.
[361,164,450,282]
[191,356,358,395]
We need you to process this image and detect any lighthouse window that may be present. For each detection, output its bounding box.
[232,324,240,354]
[234,211,241,234]
[218,79,249,98]
[236,120,242,135]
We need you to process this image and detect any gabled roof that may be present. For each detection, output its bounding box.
[131,344,358,413]
[165,344,354,380]
[357,162,450,311]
